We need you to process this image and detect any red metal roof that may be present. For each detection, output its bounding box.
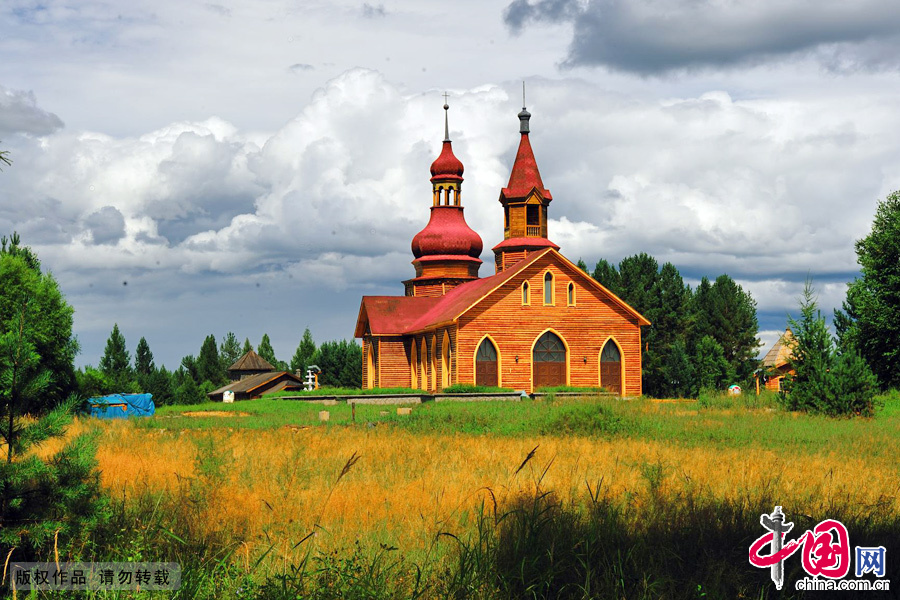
[355,296,442,337]
[430,140,464,182]
[411,206,483,259]
[356,248,651,337]
[501,133,552,201]
[492,236,559,253]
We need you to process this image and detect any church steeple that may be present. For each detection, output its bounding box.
[405,98,483,297]
[492,97,558,273]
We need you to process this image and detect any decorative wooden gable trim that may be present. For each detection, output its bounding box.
[452,249,651,328]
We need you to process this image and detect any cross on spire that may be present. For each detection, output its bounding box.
[442,91,450,106]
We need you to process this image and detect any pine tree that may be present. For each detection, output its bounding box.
[258,334,278,368]
[835,190,900,388]
[338,339,363,388]
[197,334,224,385]
[0,295,105,559]
[242,338,253,355]
[662,340,693,398]
[290,328,317,376]
[1,234,78,412]
[220,332,241,370]
[312,341,339,387]
[76,366,113,398]
[784,280,877,416]
[175,371,205,405]
[691,275,759,383]
[693,335,734,393]
[591,258,621,295]
[144,366,175,406]
[99,323,132,391]
[180,354,200,383]
[134,337,154,376]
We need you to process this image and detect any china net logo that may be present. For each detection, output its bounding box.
[749,506,889,592]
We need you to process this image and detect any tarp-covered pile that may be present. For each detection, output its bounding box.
[86,393,155,419]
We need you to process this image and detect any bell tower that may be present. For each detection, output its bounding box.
[404,99,483,297]
[492,99,559,273]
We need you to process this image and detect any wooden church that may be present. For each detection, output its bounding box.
[355,101,649,394]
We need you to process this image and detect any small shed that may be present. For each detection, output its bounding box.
[86,393,155,419]
[759,328,795,392]
[207,371,304,402]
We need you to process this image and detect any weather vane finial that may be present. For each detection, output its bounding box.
[442,91,450,142]
[522,81,526,109]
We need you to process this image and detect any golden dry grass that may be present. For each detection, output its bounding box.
[42,414,900,571]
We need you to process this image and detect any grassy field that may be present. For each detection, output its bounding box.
[33,391,900,598]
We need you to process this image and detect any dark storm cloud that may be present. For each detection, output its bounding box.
[503,0,900,74]
[0,86,64,136]
[84,206,126,245]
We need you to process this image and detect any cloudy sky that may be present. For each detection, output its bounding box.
[2,0,900,369]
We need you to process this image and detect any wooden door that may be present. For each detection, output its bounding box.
[533,332,566,389]
[600,340,622,395]
[475,338,498,387]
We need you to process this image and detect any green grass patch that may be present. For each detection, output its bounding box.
[274,386,423,396]
[440,384,515,393]
[535,385,607,393]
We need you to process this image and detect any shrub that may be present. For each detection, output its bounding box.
[782,281,879,417]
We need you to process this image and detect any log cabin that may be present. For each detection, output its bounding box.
[355,102,649,394]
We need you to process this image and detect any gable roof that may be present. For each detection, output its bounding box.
[762,328,794,369]
[209,370,302,396]
[228,349,275,372]
[356,248,649,337]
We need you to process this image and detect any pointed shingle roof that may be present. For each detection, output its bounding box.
[762,328,794,369]
[228,349,275,372]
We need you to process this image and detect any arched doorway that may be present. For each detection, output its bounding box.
[366,341,375,389]
[533,331,566,389]
[475,337,499,387]
[600,339,622,395]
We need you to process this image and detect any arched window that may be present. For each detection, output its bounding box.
[533,331,566,388]
[522,281,530,305]
[411,339,419,389]
[441,331,451,389]
[543,271,554,305]
[567,282,575,306]
[430,336,437,391]
[600,339,622,396]
[475,337,499,387]
[419,339,426,390]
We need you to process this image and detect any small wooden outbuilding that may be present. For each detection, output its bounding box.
[208,371,303,402]
[759,328,795,392]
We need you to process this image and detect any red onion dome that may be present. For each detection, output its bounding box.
[411,206,483,259]
[430,141,464,181]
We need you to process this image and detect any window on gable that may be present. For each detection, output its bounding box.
[567,282,575,306]
[544,271,553,305]
[522,281,529,305]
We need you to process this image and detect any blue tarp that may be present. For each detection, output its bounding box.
[86,393,155,419]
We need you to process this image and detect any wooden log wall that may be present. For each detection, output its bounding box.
[458,254,643,394]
